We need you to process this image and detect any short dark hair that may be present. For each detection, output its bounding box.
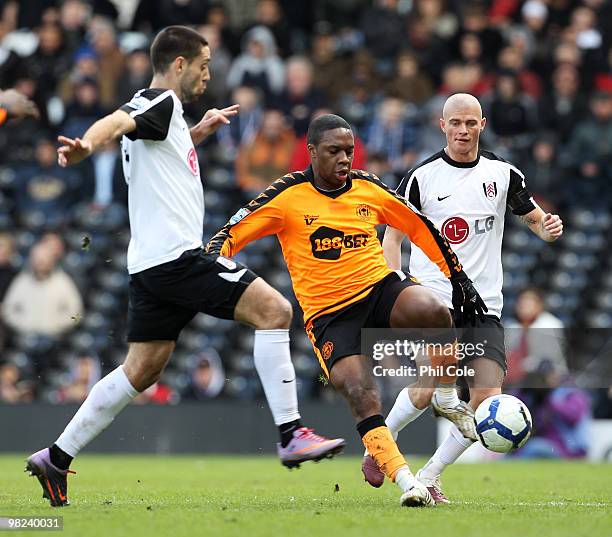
[307,114,352,146]
[150,26,208,73]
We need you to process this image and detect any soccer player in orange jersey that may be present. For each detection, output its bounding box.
[207,114,486,507]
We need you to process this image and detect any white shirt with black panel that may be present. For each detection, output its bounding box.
[120,88,204,274]
[396,149,536,318]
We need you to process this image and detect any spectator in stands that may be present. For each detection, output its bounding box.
[539,63,587,145]
[61,77,107,140]
[484,70,537,152]
[514,361,591,459]
[116,48,152,108]
[566,91,612,199]
[58,0,89,52]
[2,239,83,339]
[359,0,405,77]
[458,3,504,68]
[497,45,542,99]
[132,0,208,34]
[235,108,296,194]
[505,287,567,386]
[337,50,383,128]
[90,139,126,209]
[384,51,434,106]
[0,21,22,88]
[0,232,16,302]
[181,351,225,400]
[226,25,285,100]
[197,24,231,106]
[438,61,489,97]
[366,152,396,190]
[56,355,101,403]
[26,22,71,101]
[242,0,292,58]
[289,108,368,172]
[0,362,33,403]
[13,137,87,227]
[58,46,101,106]
[273,56,326,137]
[88,17,124,108]
[457,32,488,69]
[0,75,44,163]
[0,232,16,351]
[217,85,263,157]
[310,27,349,103]
[520,132,561,196]
[364,97,418,174]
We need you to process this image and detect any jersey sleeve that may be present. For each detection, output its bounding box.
[206,179,288,257]
[372,178,462,278]
[507,167,536,216]
[396,171,422,210]
[119,90,174,141]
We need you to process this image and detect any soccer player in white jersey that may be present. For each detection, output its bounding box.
[362,93,563,502]
[26,26,344,507]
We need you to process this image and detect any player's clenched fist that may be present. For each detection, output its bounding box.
[541,213,563,241]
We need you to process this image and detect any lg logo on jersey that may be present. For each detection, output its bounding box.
[441,216,494,244]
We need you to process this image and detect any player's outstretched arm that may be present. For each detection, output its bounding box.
[378,183,487,324]
[57,110,136,167]
[190,104,239,146]
[381,226,404,270]
[519,207,563,242]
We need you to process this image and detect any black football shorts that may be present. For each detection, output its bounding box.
[127,248,257,342]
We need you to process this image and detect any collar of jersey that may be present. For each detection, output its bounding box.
[304,165,353,199]
[441,149,480,168]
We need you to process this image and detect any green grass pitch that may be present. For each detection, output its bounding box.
[2,455,611,537]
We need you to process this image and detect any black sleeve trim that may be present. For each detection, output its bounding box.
[407,177,421,211]
[120,90,174,141]
[507,168,536,216]
[205,172,309,255]
[395,150,443,197]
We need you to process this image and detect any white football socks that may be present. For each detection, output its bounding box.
[254,329,301,426]
[55,365,139,457]
[394,466,420,492]
[419,424,475,480]
[386,387,427,439]
[434,383,461,408]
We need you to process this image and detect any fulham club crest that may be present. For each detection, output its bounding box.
[483,181,497,200]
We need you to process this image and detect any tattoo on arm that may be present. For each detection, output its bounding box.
[520,214,538,226]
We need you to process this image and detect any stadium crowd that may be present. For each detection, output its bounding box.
[0,0,610,435]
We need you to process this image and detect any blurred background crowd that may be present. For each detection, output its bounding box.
[0,0,611,457]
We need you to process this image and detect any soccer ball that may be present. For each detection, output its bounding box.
[474,394,532,453]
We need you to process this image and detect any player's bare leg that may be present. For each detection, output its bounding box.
[27,341,174,506]
[363,286,473,488]
[417,357,504,503]
[331,354,433,506]
[235,277,345,467]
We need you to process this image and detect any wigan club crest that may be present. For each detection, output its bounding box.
[483,181,497,200]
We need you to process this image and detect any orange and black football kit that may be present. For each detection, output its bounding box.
[207,166,465,376]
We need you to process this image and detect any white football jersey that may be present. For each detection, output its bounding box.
[120,89,204,274]
[397,149,535,318]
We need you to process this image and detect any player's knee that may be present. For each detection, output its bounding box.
[258,293,292,329]
[425,299,452,329]
[126,362,165,392]
[470,389,500,410]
